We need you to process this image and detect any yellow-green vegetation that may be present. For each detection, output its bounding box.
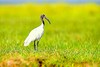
[0,3,100,67]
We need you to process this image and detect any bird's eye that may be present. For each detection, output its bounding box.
[43,14,45,16]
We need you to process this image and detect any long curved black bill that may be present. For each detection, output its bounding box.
[45,17,51,24]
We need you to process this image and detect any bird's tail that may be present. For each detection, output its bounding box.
[24,36,31,46]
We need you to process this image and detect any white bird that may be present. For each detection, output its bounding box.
[24,14,51,50]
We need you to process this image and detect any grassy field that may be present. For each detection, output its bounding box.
[0,3,100,67]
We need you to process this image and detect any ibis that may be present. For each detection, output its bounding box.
[24,14,51,50]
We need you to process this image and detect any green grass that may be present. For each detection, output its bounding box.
[0,4,100,67]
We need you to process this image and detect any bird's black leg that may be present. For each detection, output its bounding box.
[35,41,39,51]
[37,41,39,49]
[34,41,37,50]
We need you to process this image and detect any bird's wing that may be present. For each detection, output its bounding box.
[24,35,32,46]
[24,26,43,46]
[24,29,37,46]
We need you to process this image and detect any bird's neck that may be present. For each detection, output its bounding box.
[40,23,44,28]
[41,18,45,26]
[40,18,44,28]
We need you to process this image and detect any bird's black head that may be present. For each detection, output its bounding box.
[40,14,51,24]
[40,14,45,19]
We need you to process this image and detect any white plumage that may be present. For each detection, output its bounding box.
[24,14,50,50]
[24,23,44,46]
